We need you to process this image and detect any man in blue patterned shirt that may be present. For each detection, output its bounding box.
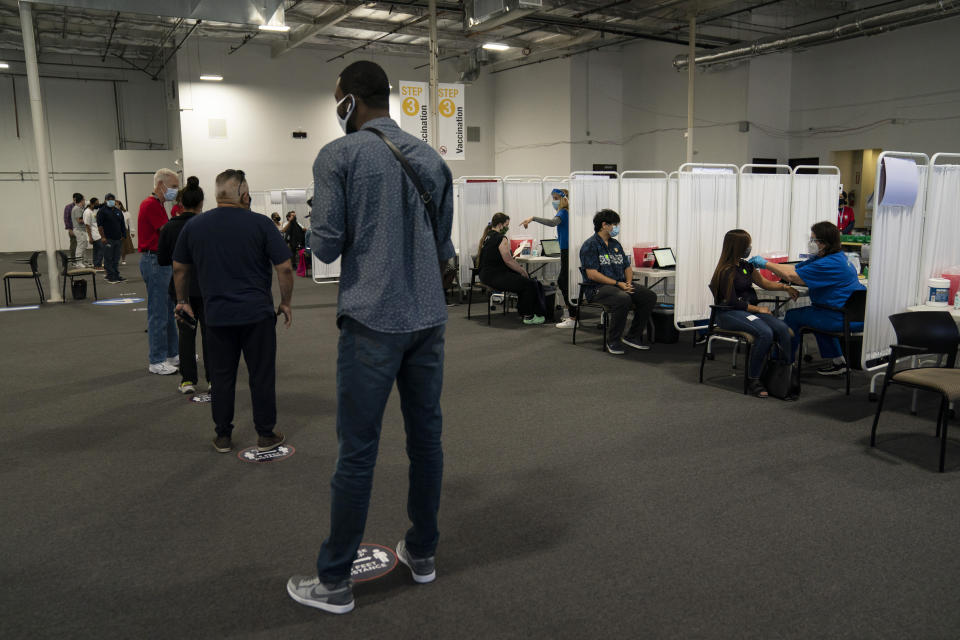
[288,61,454,615]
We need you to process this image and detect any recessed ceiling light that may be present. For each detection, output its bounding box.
[199,74,223,81]
[258,24,291,32]
[482,43,510,51]
[0,62,9,69]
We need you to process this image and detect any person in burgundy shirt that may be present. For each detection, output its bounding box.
[837,191,855,234]
[139,168,180,375]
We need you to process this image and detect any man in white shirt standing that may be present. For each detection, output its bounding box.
[71,194,88,268]
[83,198,103,271]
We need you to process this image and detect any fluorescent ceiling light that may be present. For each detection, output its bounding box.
[0,62,9,69]
[482,43,510,51]
[199,74,223,81]
[258,24,291,32]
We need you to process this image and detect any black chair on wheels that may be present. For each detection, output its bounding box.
[699,304,755,395]
[57,250,98,303]
[572,281,609,351]
[870,311,960,472]
[3,251,45,306]
[796,289,867,396]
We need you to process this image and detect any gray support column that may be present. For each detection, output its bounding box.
[19,1,63,302]
[685,15,695,164]
[428,0,439,150]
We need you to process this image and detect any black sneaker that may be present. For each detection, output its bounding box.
[606,342,625,355]
[396,540,436,584]
[212,435,232,453]
[286,575,354,614]
[257,431,286,452]
[816,363,848,376]
[622,335,651,351]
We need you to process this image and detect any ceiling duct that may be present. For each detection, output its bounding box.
[465,0,542,32]
[19,0,286,24]
[674,0,960,70]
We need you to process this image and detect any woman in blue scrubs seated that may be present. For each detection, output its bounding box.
[477,213,546,325]
[750,221,866,376]
[710,229,799,397]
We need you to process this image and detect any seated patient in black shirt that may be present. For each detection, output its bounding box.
[476,213,545,325]
[709,229,798,397]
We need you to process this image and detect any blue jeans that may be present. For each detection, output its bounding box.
[717,310,793,378]
[784,306,863,360]
[139,253,178,365]
[103,239,122,281]
[316,317,445,582]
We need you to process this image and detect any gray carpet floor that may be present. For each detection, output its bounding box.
[2,252,959,639]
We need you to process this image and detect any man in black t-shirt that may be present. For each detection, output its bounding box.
[173,169,294,454]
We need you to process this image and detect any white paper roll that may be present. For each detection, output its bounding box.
[284,189,308,204]
[269,190,283,204]
[879,157,919,207]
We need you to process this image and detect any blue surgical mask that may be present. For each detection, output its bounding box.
[610,225,620,237]
[106,200,116,208]
[164,187,178,202]
[552,201,560,211]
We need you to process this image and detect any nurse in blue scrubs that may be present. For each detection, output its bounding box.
[521,188,576,328]
[750,221,866,376]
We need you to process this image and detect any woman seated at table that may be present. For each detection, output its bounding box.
[750,221,865,376]
[476,213,546,325]
[710,229,798,397]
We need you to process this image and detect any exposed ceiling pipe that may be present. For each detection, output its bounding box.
[673,0,960,70]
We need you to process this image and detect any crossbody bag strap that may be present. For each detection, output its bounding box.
[365,127,437,218]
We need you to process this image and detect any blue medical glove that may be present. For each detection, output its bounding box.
[748,255,767,269]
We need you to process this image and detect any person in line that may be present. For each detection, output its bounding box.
[97,194,127,284]
[271,212,282,229]
[750,221,866,376]
[83,198,103,272]
[118,201,134,265]
[287,60,453,615]
[64,195,79,256]
[477,213,546,324]
[139,168,180,376]
[838,191,855,235]
[282,211,306,267]
[158,177,208,395]
[710,229,798,397]
[173,169,293,453]
[521,188,577,328]
[579,209,657,355]
[71,194,88,268]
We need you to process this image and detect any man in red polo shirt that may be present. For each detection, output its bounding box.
[139,168,180,375]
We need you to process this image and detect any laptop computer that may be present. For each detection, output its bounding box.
[652,248,676,269]
[540,239,561,257]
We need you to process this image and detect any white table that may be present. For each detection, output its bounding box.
[633,267,675,290]
[516,255,560,278]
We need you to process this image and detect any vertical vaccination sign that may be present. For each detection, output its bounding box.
[398,81,466,162]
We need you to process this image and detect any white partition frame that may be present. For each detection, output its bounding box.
[738,164,792,258]
[666,171,678,252]
[619,171,669,251]
[861,152,930,370]
[457,176,504,285]
[568,172,620,304]
[789,166,841,260]
[919,153,960,292]
[674,164,740,330]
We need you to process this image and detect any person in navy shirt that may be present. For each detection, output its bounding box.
[579,209,657,355]
[521,188,576,328]
[751,221,866,376]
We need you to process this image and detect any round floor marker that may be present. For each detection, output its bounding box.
[190,392,212,403]
[92,297,144,305]
[237,444,295,463]
[351,544,398,583]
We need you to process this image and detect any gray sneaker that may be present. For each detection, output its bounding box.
[396,540,436,584]
[286,575,354,614]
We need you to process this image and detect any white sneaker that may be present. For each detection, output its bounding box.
[148,362,178,375]
[166,356,180,368]
[555,317,576,329]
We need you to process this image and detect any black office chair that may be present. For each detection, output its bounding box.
[3,251,44,306]
[797,289,867,396]
[57,250,98,303]
[466,257,515,325]
[698,304,755,395]
[870,311,960,472]
[572,279,609,350]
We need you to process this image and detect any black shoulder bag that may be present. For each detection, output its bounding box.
[366,127,458,291]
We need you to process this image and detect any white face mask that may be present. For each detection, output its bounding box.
[552,201,560,211]
[808,239,820,255]
[164,187,178,202]
[336,94,356,134]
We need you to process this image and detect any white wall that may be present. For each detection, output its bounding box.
[570,51,623,172]
[492,58,572,177]
[0,56,174,252]
[746,52,792,166]
[176,41,495,199]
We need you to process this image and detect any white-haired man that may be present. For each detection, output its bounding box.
[139,168,180,375]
